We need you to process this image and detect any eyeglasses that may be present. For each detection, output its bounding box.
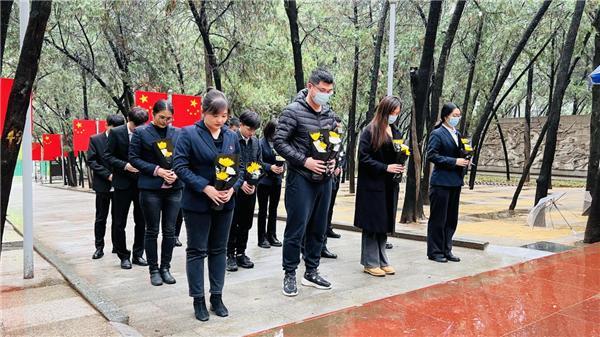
[156,115,173,122]
[313,85,334,95]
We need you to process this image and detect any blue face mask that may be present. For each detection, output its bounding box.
[448,116,461,128]
[313,91,332,106]
[388,114,398,124]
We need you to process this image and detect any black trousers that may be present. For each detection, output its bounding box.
[111,186,146,260]
[282,170,332,273]
[227,190,257,256]
[94,191,112,249]
[322,178,340,248]
[175,209,183,238]
[184,209,233,297]
[139,189,182,271]
[427,186,461,258]
[257,184,281,242]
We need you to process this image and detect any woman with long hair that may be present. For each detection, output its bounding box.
[173,89,242,321]
[426,102,469,263]
[354,96,404,277]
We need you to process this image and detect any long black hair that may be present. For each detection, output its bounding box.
[152,99,174,116]
[262,118,278,141]
[435,102,458,129]
[202,88,228,116]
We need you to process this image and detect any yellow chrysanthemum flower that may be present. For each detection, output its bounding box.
[218,157,235,167]
[247,162,262,173]
[216,171,229,181]
[310,132,321,141]
[461,138,469,145]
[157,141,167,150]
[464,144,473,152]
[401,144,411,156]
[317,141,327,151]
[329,131,340,139]
[393,139,404,145]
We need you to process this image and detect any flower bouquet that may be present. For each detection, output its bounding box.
[213,154,239,210]
[392,138,410,183]
[245,161,264,186]
[153,138,174,187]
[309,128,341,181]
[460,138,475,174]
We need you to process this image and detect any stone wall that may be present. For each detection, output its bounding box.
[478,115,590,178]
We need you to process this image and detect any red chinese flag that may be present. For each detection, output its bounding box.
[42,134,61,160]
[172,94,202,128]
[1,78,14,133]
[98,120,107,133]
[32,142,42,161]
[135,91,167,123]
[73,119,98,152]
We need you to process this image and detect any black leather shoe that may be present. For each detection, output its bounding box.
[385,242,393,249]
[92,248,104,260]
[209,294,229,317]
[428,256,448,263]
[258,239,271,249]
[326,228,341,239]
[321,247,338,259]
[175,238,183,247]
[193,297,209,321]
[160,268,176,284]
[445,253,461,262]
[226,256,238,272]
[236,254,254,269]
[150,270,163,286]
[120,258,132,269]
[132,256,148,266]
[268,236,282,247]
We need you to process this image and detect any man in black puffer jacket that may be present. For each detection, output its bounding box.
[274,68,338,297]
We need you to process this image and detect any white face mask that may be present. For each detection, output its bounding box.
[313,91,332,106]
[388,115,398,124]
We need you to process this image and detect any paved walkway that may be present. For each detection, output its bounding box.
[1,226,122,337]
[252,242,600,337]
[3,182,555,336]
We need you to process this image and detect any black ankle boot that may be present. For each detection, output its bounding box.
[209,294,229,317]
[193,297,209,321]
[160,268,176,284]
[150,270,163,286]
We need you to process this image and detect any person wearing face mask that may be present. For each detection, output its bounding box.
[426,102,469,263]
[354,96,404,277]
[274,67,338,297]
[129,99,182,286]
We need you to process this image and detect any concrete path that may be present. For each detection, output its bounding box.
[4,182,554,336]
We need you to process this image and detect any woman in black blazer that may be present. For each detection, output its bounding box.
[173,89,242,322]
[354,96,404,277]
[426,102,470,263]
[129,100,182,286]
[256,119,284,248]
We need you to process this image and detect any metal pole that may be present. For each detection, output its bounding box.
[167,89,173,103]
[386,1,397,96]
[19,0,33,279]
[60,135,65,185]
[95,118,99,134]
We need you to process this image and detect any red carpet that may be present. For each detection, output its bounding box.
[251,243,600,337]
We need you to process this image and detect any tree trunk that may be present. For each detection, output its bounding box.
[348,0,360,194]
[584,168,600,243]
[204,47,214,89]
[535,0,585,205]
[422,0,466,206]
[1,0,52,243]
[365,0,389,123]
[524,65,533,183]
[587,10,600,192]
[400,0,442,223]
[82,70,89,119]
[0,0,13,74]
[459,15,483,135]
[189,0,223,91]
[468,0,551,189]
[284,0,304,92]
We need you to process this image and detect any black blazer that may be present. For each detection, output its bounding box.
[87,132,112,193]
[354,125,402,234]
[258,137,283,186]
[129,124,183,190]
[427,126,465,187]
[173,120,243,213]
[104,124,138,190]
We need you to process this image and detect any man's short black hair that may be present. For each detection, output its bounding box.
[106,114,125,127]
[128,107,149,126]
[239,110,261,129]
[228,116,240,127]
[308,67,334,85]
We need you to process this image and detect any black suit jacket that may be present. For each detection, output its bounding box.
[87,132,112,193]
[427,126,466,187]
[258,137,283,186]
[104,124,138,190]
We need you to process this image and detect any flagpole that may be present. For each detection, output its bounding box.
[60,135,65,185]
[19,0,34,279]
[386,0,397,96]
[95,118,99,134]
[167,89,173,103]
